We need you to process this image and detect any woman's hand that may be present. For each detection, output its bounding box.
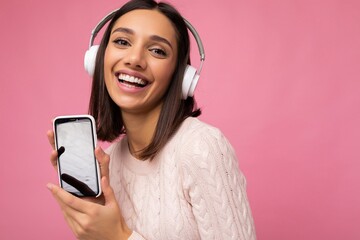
[47,175,131,240]
[46,130,132,239]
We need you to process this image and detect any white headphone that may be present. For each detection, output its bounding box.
[84,9,205,99]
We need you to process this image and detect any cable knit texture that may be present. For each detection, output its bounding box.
[107,117,256,240]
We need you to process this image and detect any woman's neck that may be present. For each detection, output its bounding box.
[121,105,161,159]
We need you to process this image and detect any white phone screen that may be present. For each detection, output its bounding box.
[54,117,100,197]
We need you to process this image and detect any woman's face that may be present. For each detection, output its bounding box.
[104,9,178,115]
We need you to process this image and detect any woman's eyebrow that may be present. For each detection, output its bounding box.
[112,27,173,50]
[149,35,173,50]
[112,27,134,35]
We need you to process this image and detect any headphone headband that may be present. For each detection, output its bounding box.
[88,9,118,48]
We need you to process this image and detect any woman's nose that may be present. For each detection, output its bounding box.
[124,46,147,70]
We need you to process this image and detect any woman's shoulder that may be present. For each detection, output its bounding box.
[176,118,242,186]
[174,117,234,158]
[177,117,226,144]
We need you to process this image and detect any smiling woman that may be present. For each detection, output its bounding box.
[46,0,256,239]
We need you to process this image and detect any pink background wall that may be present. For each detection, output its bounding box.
[1,0,359,239]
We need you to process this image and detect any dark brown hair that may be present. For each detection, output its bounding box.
[89,0,201,159]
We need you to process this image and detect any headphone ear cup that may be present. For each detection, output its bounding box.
[188,73,199,98]
[84,45,100,77]
[182,65,198,99]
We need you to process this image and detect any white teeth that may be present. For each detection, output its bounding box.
[118,74,147,86]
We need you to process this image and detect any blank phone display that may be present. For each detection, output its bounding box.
[55,118,99,197]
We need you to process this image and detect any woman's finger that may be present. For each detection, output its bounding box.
[95,147,110,179]
[47,184,87,236]
[101,176,117,206]
[47,183,92,214]
[50,149,58,169]
[47,130,55,150]
[47,130,58,169]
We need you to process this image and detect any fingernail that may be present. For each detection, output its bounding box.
[46,183,54,190]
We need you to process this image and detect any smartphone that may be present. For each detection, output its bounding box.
[53,115,101,197]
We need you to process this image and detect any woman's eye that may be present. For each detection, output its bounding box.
[150,48,167,57]
[113,38,130,46]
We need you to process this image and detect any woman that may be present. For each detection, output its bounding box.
[47,0,256,239]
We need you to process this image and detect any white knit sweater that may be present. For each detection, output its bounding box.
[107,117,256,240]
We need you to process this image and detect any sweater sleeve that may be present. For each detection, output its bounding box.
[180,127,256,240]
